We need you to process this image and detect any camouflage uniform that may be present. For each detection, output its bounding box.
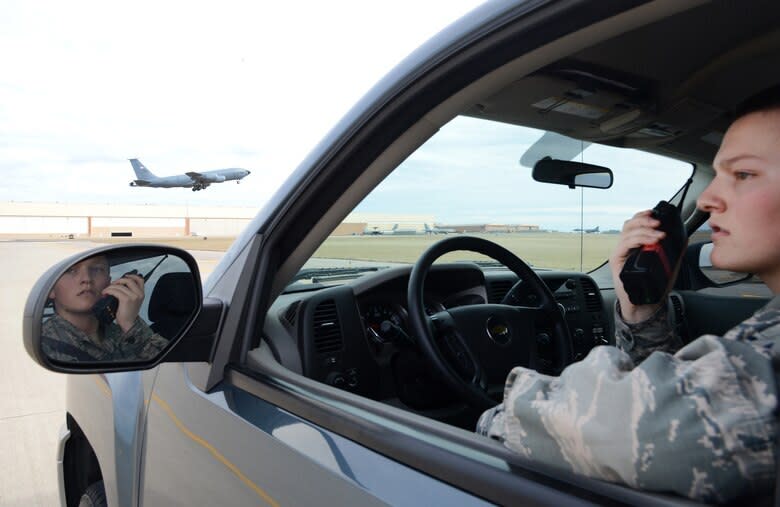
[41,313,169,362]
[477,295,780,503]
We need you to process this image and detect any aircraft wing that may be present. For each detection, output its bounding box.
[186,171,206,182]
[185,171,213,188]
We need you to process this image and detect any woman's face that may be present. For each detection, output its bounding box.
[698,109,780,290]
[48,256,111,315]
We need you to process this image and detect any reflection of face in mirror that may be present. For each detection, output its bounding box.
[41,253,179,363]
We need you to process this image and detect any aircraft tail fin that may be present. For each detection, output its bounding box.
[129,159,158,180]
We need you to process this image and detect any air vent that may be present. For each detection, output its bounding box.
[282,300,301,327]
[580,278,602,312]
[670,293,683,318]
[488,280,514,303]
[312,300,342,353]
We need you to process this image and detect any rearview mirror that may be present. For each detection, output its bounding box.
[23,245,202,373]
[532,158,613,189]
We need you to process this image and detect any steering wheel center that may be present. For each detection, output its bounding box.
[486,315,512,346]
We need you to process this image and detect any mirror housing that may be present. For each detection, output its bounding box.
[23,244,203,374]
[532,157,613,189]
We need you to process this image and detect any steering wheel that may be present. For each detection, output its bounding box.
[407,236,572,410]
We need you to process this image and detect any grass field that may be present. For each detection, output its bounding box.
[312,232,620,272]
[97,232,621,272]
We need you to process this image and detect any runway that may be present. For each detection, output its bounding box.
[0,240,220,506]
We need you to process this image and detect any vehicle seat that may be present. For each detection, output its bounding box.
[148,272,197,339]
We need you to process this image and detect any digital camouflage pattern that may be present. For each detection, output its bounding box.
[614,298,684,363]
[41,313,169,362]
[477,295,780,503]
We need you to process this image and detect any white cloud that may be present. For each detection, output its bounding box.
[0,0,692,231]
[355,117,690,229]
[0,0,485,207]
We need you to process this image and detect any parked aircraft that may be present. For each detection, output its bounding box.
[424,223,456,234]
[363,226,384,235]
[573,226,600,233]
[391,224,420,235]
[362,224,421,235]
[128,159,251,191]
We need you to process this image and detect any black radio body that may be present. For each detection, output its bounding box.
[619,201,686,305]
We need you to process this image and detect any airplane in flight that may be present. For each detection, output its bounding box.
[572,226,600,233]
[128,159,251,191]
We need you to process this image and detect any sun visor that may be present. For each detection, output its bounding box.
[467,75,657,141]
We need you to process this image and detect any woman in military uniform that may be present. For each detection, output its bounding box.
[42,255,168,362]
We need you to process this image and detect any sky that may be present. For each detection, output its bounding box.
[0,0,692,231]
[0,0,487,207]
[355,116,693,230]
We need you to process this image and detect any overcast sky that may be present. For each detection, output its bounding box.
[1,1,692,231]
[0,0,486,207]
[356,116,692,230]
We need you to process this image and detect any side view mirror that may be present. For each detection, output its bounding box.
[681,241,752,290]
[532,157,613,189]
[23,245,202,374]
[697,242,752,286]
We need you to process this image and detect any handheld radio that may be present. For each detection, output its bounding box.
[91,255,168,325]
[619,201,686,305]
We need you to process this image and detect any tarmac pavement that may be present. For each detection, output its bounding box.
[0,240,220,506]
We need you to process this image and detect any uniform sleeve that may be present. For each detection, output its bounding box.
[119,317,170,359]
[614,298,683,363]
[40,316,99,361]
[40,319,75,362]
[477,334,777,503]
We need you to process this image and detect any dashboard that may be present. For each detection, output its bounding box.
[264,263,611,413]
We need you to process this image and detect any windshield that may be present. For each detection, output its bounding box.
[293,115,692,287]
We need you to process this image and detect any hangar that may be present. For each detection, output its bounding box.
[0,202,257,239]
[0,202,442,239]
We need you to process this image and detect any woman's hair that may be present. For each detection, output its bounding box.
[735,85,780,119]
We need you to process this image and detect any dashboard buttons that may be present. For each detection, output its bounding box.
[327,372,347,388]
[323,355,339,368]
[326,369,359,390]
[346,368,359,388]
[535,332,551,347]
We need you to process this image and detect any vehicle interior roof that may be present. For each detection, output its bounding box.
[465,0,780,168]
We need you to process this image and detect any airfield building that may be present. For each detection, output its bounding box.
[0,202,440,239]
[0,202,257,238]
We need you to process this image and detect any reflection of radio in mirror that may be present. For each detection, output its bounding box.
[91,255,168,325]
